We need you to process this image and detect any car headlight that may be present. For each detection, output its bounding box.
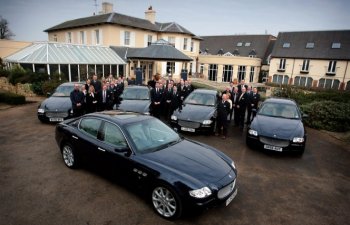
[248,129,258,136]
[293,137,304,143]
[231,161,236,170]
[38,108,45,113]
[202,120,213,125]
[171,115,177,121]
[189,187,212,198]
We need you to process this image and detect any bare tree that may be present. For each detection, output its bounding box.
[0,16,15,39]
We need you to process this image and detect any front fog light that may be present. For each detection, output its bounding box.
[189,187,212,198]
[38,108,45,113]
[171,115,177,120]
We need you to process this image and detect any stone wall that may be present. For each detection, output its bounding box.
[0,77,36,97]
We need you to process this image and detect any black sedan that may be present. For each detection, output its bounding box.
[55,111,238,219]
[171,89,218,133]
[115,85,151,115]
[37,82,81,122]
[246,98,307,154]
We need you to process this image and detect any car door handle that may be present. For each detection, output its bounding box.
[72,135,78,140]
[98,147,106,152]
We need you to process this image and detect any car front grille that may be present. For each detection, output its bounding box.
[218,179,236,199]
[178,120,201,129]
[45,112,69,118]
[259,136,290,147]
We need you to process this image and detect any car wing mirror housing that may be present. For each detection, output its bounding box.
[115,146,131,155]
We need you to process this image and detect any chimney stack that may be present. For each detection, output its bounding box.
[145,6,156,24]
[100,2,113,14]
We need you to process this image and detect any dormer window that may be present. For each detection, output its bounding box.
[306,42,314,49]
[332,42,341,49]
[233,49,240,56]
[236,42,243,47]
[283,42,290,48]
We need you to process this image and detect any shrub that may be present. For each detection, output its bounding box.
[0,91,26,105]
[0,68,11,78]
[300,101,350,132]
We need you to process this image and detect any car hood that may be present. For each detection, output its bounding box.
[140,139,233,185]
[40,97,71,111]
[174,104,215,121]
[118,100,150,114]
[252,115,304,139]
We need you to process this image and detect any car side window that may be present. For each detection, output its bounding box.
[79,118,102,138]
[102,122,128,148]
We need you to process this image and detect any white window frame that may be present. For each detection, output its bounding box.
[66,32,72,43]
[183,38,188,50]
[208,64,218,81]
[301,59,310,72]
[190,41,194,52]
[94,29,100,45]
[124,31,130,46]
[80,31,86,44]
[249,67,255,83]
[279,58,286,71]
[147,35,152,46]
[168,36,175,47]
[327,60,337,74]
[237,65,246,82]
[222,65,233,82]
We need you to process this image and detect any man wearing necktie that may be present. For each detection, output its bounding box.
[236,87,248,130]
[216,94,231,139]
[151,82,163,118]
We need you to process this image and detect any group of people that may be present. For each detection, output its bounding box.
[148,74,194,119]
[70,74,126,117]
[216,80,261,139]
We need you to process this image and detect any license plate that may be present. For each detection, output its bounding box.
[181,127,195,132]
[49,118,64,122]
[264,144,283,152]
[226,188,238,206]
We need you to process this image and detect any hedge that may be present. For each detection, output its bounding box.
[0,92,26,105]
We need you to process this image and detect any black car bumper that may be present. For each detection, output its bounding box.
[246,134,305,152]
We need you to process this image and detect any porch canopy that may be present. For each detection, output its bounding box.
[126,39,193,62]
[5,42,126,81]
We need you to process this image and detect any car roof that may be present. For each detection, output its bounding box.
[85,111,151,125]
[191,89,218,94]
[59,82,84,87]
[264,97,297,105]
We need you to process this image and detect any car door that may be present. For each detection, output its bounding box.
[75,117,104,164]
[97,121,141,184]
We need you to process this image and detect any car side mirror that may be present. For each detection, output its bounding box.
[114,146,131,155]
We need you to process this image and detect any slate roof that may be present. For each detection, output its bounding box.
[271,30,350,60]
[111,39,192,62]
[45,12,197,37]
[200,35,276,64]
[5,42,126,65]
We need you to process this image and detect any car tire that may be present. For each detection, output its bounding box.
[61,143,78,169]
[151,183,183,220]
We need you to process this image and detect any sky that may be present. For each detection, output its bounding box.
[0,0,349,42]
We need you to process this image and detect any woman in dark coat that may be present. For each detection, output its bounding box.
[86,85,98,113]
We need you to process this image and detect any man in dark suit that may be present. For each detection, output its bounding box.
[246,86,253,124]
[216,94,231,139]
[91,74,102,111]
[178,79,188,104]
[170,85,181,118]
[101,84,113,110]
[70,83,85,117]
[151,82,164,118]
[250,87,261,121]
[163,83,173,119]
[237,79,248,93]
[236,87,248,130]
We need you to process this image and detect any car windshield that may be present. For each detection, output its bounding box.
[122,88,150,100]
[258,102,300,119]
[124,118,181,154]
[184,92,216,106]
[52,85,73,97]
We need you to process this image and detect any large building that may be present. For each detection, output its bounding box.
[44,3,201,81]
[269,30,350,90]
[198,35,276,84]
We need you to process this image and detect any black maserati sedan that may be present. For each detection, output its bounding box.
[171,89,218,133]
[115,85,151,115]
[37,82,81,123]
[246,98,307,154]
[55,111,238,219]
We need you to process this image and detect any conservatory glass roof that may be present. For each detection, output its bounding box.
[5,42,126,65]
